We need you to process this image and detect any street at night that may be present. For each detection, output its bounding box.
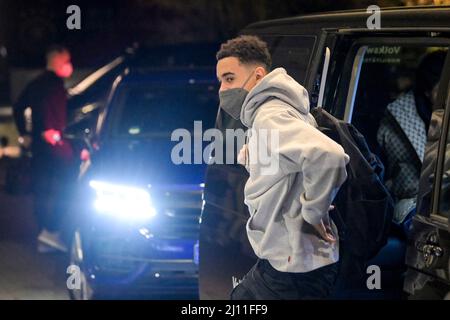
[0,162,68,299]
[0,0,450,305]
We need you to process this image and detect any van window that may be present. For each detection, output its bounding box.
[438,121,450,218]
[416,109,444,217]
[352,46,447,153]
[263,35,316,85]
[342,44,448,222]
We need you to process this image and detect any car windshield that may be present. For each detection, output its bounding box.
[109,82,218,137]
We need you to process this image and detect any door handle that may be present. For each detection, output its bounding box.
[415,232,444,268]
[422,244,443,259]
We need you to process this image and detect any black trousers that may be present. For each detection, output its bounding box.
[231,259,339,300]
[31,146,76,233]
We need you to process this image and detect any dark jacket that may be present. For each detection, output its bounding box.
[13,70,72,161]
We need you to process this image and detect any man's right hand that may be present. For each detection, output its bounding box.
[237,144,248,166]
[42,129,62,146]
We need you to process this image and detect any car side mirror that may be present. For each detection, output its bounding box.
[64,118,91,138]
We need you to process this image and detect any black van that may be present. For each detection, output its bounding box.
[199,6,450,299]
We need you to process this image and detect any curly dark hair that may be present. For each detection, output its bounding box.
[216,35,272,71]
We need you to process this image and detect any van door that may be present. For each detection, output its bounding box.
[198,34,320,299]
[317,32,450,299]
[404,50,450,300]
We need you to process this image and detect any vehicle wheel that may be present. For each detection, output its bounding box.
[68,229,94,300]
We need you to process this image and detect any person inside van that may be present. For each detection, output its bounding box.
[216,35,349,299]
[377,50,446,231]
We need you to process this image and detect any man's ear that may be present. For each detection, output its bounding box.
[255,66,267,81]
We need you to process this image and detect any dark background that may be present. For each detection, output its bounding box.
[0,0,417,68]
[0,0,446,105]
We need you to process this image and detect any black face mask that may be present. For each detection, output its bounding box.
[218,71,255,120]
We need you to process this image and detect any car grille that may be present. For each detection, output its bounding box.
[91,185,202,279]
[150,186,202,239]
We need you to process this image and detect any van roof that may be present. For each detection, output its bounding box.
[243,6,450,34]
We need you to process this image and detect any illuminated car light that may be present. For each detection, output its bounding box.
[89,180,157,220]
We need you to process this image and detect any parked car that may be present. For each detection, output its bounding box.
[65,67,218,299]
[199,6,450,300]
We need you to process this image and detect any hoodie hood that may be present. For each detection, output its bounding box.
[241,68,310,128]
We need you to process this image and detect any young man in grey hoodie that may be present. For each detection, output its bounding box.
[216,35,350,299]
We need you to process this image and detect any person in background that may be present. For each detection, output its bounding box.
[377,50,447,232]
[13,45,75,252]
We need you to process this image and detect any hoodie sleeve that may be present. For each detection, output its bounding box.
[254,108,349,225]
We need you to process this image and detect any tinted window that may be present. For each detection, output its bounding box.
[109,83,218,137]
[352,46,447,153]
[342,44,448,221]
[416,109,445,217]
[263,35,316,85]
[438,117,450,218]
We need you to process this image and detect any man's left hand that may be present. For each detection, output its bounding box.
[312,219,337,244]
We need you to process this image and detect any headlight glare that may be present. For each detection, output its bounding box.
[89,180,157,220]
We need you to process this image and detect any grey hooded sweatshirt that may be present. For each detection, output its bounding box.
[240,68,349,273]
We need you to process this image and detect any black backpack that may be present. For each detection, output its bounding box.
[310,107,394,284]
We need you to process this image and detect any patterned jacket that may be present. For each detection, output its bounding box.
[377,91,426,201]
